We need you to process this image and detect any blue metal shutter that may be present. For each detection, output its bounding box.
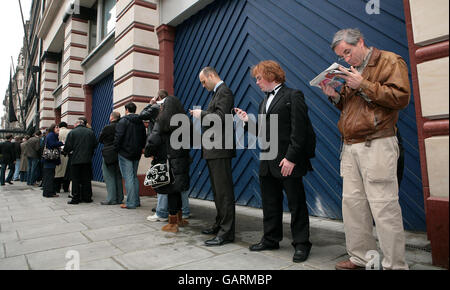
[91,73,114,182]
[173,0,425,231]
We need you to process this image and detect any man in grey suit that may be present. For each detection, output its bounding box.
[190,67,236,246]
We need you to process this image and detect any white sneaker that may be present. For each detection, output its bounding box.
[146,213,168,222]
[182,214,191,219]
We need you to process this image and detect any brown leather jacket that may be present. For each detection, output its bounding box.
[334,47,410,144]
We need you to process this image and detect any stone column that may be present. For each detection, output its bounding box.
[61,16,89,126]
[115,0,160,196]
[404,0,449,269]
[156,24,175,94]
[40,58,58,129]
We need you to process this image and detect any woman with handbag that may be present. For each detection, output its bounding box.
[144,95,191,233]
[42,124,64,198]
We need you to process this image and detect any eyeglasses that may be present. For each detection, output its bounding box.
[337,47,353,62]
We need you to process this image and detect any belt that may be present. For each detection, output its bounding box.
[343,127,396,146]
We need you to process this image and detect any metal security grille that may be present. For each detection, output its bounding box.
[91,73,114,182]
[173,0,425,231]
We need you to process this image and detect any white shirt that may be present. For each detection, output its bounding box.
[265,84,282,113]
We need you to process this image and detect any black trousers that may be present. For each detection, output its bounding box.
[168,191,182,215]
[42,168,56,197]
[71,163,93,202]
[206,158,236,240]
[55,177,70,193]
[260,173,311,251]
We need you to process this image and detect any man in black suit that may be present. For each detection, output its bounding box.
[190,67,236,246]
[235,60,313,262]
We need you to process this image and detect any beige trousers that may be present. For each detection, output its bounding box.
[340,136,408,270]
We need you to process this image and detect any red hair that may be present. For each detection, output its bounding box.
[251,60,286,83]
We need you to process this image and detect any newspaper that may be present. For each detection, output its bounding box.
[309,62,349,89]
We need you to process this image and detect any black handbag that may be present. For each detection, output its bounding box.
[102,145,118,166]
[42,143,60,160]
[144,160,171,188]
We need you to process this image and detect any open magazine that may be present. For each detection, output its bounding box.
[309,62,350,89]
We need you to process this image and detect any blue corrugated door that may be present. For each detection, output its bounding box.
[91,73,114,182]
[174,0,425,231]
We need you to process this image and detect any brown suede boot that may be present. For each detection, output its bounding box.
[162,215,178,233]
[177,211,189,227]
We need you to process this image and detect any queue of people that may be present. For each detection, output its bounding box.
[0,28,411,270]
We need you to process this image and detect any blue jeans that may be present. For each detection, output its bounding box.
[156,191,190,218]
[102,160,124,204]
[27,158,39,185]
[13,159,20,180]
[118,154,140,208]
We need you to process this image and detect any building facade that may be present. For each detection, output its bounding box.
[2,0,448,268]
[1,51,26,134]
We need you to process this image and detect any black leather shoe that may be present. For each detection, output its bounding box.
[68,200,79,205]
[293,247,311,263]
[204,236,234,247]
[201,227,220,235]
[249,242,280,251]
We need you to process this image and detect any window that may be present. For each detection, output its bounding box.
[89,17,98,52]
[57,56,63,85]
[102,0,116,37]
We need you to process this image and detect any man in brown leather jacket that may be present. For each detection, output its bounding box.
[320,28,410,270]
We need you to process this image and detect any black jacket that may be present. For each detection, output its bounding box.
[139,103,161,134]
[201,82,236,160]
[145,122,191,194]
[250,85,312,178]
[0,141,16,164]
[114,114,147,160]
[63,125,98,165]
[99,120,119,166]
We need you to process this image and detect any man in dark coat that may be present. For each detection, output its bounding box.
[190,67,236,246]
[235,60,313,263]
[63,117,98,204]
[99,111,123,205]
[24,131,42,185]
[114,102,147,209]
[0,135,17,185]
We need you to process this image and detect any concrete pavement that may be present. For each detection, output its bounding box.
[0,181,443,270]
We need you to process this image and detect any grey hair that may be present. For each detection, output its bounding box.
[111,111,121,121]
[200,66,219,78]
[331,28,364,50]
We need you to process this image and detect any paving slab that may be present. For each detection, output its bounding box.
[1,216,68,233]
[170,248,292,270]
[77,258,126,270]
[4,232,89,257]
[0,255,29,270]
[17,222,88,240]
[26,241,123,270]
[0,231,19,243]
[82,223,155,242]
[11,209,68,222]
[114,244,215,270]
